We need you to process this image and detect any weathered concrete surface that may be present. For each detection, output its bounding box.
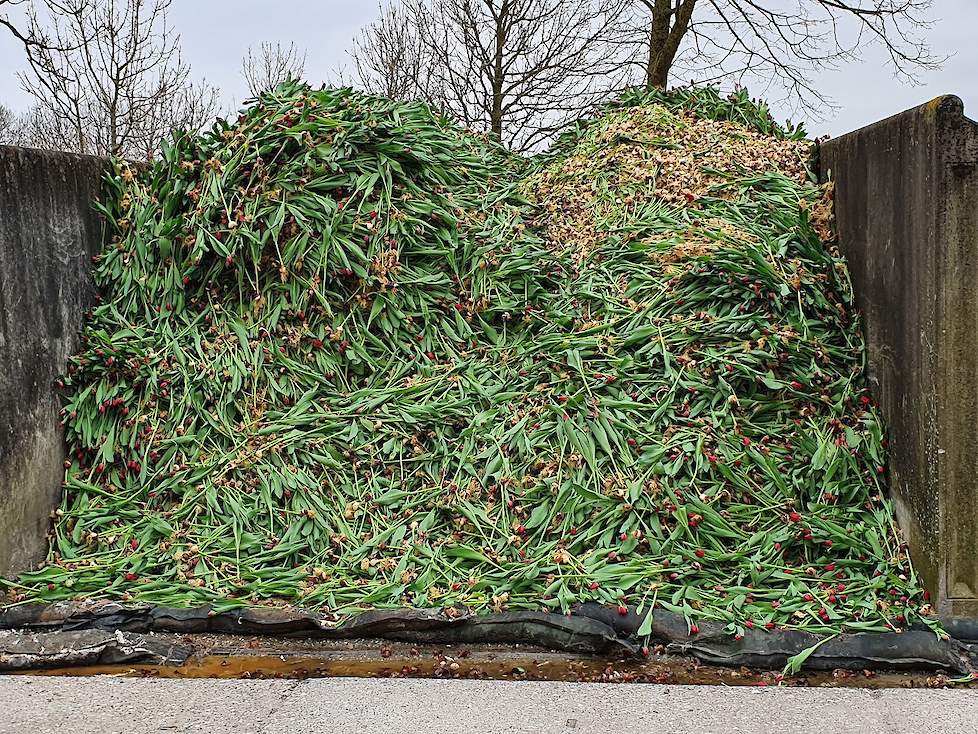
[2,677,977,733]
[820,97,978,617]
[0,146,107,577]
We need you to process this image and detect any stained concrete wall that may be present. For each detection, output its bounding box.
[0,146,107,577]
[820,96,978,617]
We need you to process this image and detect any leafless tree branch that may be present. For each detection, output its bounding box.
[617,0,941,115]
[1,0,96,51]
[349,0,631,151]
[16,0,220,158]
[242,41,307,97]
[0,102,23,144]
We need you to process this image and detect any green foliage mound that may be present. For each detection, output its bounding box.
[4,83,933,638]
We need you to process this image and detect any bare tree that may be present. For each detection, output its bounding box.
[351,0,629,151]
[621,0,940,110]
[11,103,76,150]
[350,2,431,102]
[17,0,220,158]
[0,102,22,144]
[242,41,308,97]
[136,80,222,160]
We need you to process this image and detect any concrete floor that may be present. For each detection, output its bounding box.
[3,677,978,733]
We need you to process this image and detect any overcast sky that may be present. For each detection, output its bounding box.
[0,0,974,138]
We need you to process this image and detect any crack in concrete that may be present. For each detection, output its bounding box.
[256,679,306,734]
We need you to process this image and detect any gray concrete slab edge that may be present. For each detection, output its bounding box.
[2,677,978,734]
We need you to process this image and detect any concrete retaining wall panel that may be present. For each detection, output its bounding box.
[0,146,107,577]
[820,97,978,616]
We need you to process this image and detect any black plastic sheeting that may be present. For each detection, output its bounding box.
[0,628,191,671]
[0,601,974,675]
[941,617,978,644]
[575,603,974,674]
[0,603,633,660]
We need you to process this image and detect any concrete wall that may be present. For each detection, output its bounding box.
[820,96,978,617]
[0,146,107,577]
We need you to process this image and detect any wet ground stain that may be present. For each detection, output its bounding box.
[10,634,973,688]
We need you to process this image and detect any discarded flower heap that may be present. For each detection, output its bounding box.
[2,82,936,639]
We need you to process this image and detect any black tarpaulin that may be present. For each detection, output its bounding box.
[0,601,973,675]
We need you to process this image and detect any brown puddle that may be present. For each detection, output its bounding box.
[10,635,972,688]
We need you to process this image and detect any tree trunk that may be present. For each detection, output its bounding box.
[490,1,508,140]
[645,0,672,90]
[644,0,697,91]
[648,56,670,89]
